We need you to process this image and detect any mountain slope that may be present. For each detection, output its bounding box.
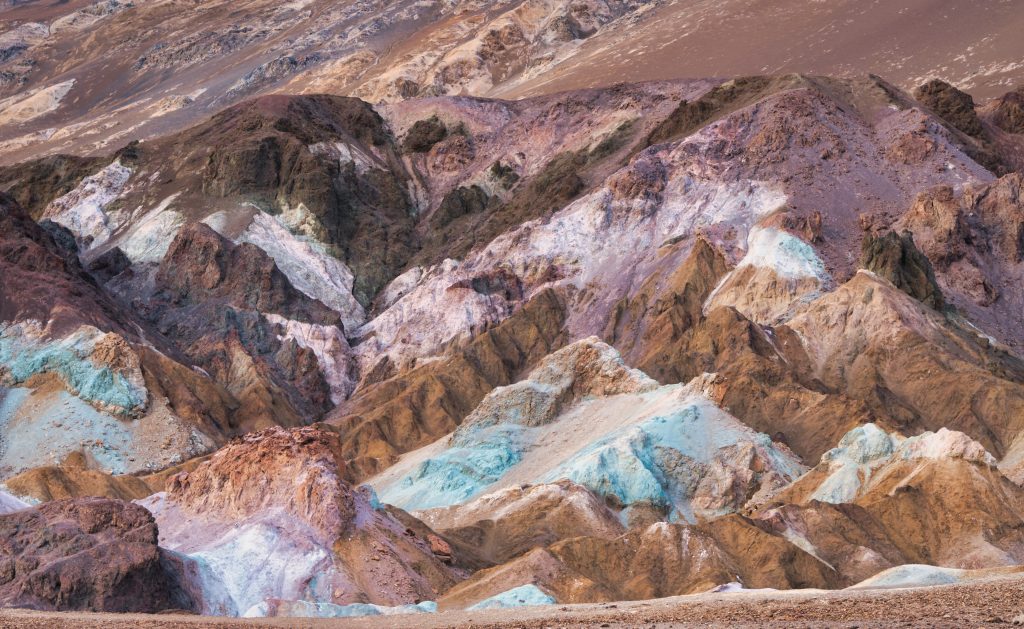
[2,0,1024,163]
[2,68,1024,619]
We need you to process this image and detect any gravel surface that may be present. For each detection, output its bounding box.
[2,573,1023,629]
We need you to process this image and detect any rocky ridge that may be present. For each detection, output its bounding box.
[1,71,1024,618]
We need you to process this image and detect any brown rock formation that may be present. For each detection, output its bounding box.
[169,95,412,303]
[164,426,352,536]
[0,192,126,332]
[605,236,729,371]
[632,304,872,464]
[403,116,448,153]
[914,79,986,138]
[1,453,213,504]
[421,481,626,565]
[860,230,944,310]
[762,426,1024,578]
[0,155,107,219]
[440,515,842,608]
[645,75,809,146]
[0,193,279,475]
[0,498,192,613]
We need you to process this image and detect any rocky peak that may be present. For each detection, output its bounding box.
[457,337,658,433]
[164,426,352,538]
[986,87,1024,134]
[914,79,986,139]
[155,222,339,326]
[859,230,944,310]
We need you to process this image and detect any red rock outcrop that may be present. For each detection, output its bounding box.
[155,222,339,325]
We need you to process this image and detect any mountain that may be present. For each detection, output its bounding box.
[3,0,1024,623]
[2,0,1024,165]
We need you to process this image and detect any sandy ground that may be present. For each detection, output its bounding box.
[2,573,1023,629]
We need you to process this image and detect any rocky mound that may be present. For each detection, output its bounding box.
[617,300,873,465]
[985,87,1024,134]
[372,339,805,525]
[0,497,192,612]
[914,79,986,138]
[2,462,151,504]
[419,481,626,566]
[892,175,1024,350]
[758,423,1024,580]
[141,425,463,617]
[604,236,730,373]
[439,422,1024,608]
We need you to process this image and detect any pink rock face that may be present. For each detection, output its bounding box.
[0,497,192,613]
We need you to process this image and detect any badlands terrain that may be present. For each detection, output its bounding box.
[2,0,1024,627]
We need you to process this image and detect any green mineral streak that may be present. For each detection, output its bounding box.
[0,325,146,414]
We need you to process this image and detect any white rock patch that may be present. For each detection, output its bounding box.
[0,79,75,125]
[235,212,365,330]
[737,226,829,281]
[0,489,30,514]
[43,160,132,249]
[264,315,355,403]
[118,194,185,263]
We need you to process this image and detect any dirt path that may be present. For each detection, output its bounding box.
[2,573,1023,629]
